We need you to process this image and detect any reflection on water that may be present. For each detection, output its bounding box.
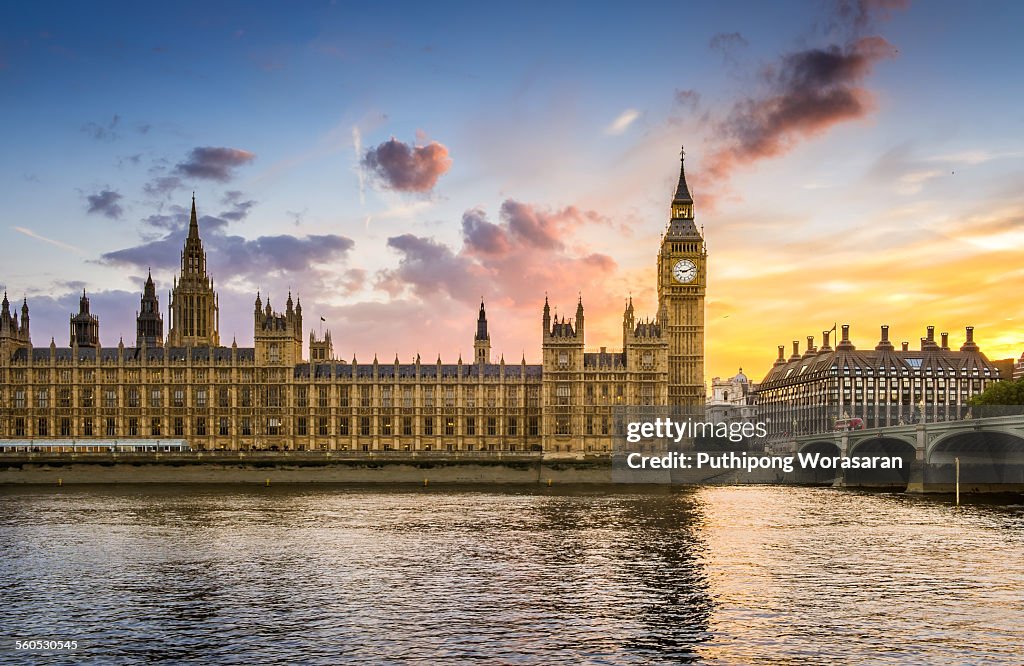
[1,485,1022,664]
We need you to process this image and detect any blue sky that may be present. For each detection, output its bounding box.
[2,0,1023,378]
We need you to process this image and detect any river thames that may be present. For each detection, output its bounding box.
[1,485,1022,664]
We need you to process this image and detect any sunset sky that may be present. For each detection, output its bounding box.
[2,0,1023,383]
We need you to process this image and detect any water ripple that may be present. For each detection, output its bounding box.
[1,485,1022,664]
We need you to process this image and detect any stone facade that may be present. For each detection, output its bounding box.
[707,368,756,424]
[0,154,706,453]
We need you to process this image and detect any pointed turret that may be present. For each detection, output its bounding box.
[673,145,693,205]
[475,300,489,341]
[255,291,304,363]
[70,289,100,348]
[665,146,699,236]
[575,294,585,340]
[168,194,220,346]
[542,294,551,339]
[181,196,206,276]
[188,192,200,240]
[136,269,164,348]
[622,297,636,345]
[309,326,334,362]
[0,292,31,349]
[0,298,9,340]
[474,299,491,364]
[19,297,29,342]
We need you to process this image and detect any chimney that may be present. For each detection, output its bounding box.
[875,325,894,351]
[960,326,979,352]
[836,324,855,351]
[803,335,817,357]
[774,345,786,366]
[922,326,940,350]
[940,332,949,350]
[902,341,909,352]
[820,330,832,353]
[789,340,801,361]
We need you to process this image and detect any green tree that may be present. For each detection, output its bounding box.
[969,379,1024,407]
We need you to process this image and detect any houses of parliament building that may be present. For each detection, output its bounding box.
[0,154,707,453]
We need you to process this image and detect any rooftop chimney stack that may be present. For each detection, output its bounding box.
[774,345,786,366]
[836,324,855,351]
[941,332,949,350]
[960,326,979,352]
[875,324,894,351]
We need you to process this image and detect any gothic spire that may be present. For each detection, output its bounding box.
[673,145,693,204]
[188,192,199,240]
[476,299,489,341]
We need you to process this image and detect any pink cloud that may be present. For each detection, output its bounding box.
[362,138,452,193]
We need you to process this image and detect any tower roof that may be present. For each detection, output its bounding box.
[188,192,199,240]
[475,299,489,341]
[673,146,693,204]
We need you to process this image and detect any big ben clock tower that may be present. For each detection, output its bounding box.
[657,147,706,408]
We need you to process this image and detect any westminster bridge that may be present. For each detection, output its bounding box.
[780,413,1024,493]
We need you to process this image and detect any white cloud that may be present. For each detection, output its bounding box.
[604,109,640,136]
[925,149,1024,165]
[896,169,942,195]
[12,227,83,254]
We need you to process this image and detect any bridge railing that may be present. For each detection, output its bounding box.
[760,404,1024,440]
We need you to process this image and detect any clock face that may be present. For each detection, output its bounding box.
[673,259,697,283]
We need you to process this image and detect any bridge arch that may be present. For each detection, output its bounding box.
[796,440,843,484]
[849,433,917,452]
[797,439,842,456]
[927,429,1024,488]
[846,436,916,489]
[928,428,1024,464]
